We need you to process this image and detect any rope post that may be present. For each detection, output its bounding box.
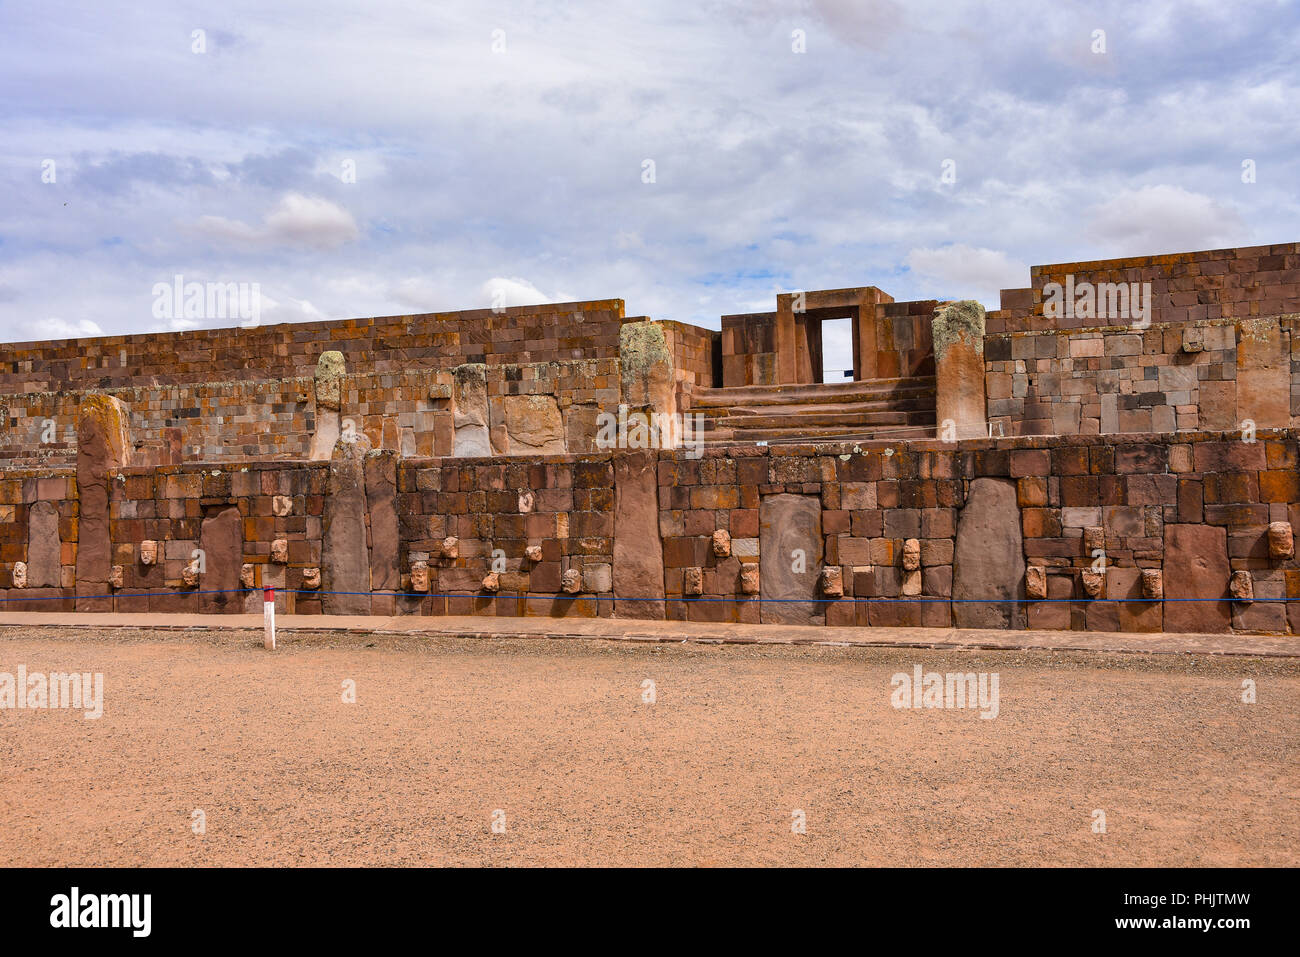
[263,587,276,650]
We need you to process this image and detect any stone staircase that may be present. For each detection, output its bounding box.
[684,376,937,445]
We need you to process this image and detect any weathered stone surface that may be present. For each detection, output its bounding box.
[711,529,731,558]
[198,505,243,614]
[583,562,612,593]
[241,563,256,588]
[451,363,492,457]
[139,540,157,566]
[1163,524,1230,633]
[271,539,288,563]
[1230,570,1254,602]
[500,394,567,455]
[759,493,823,624]
[740,564,760,595]
[441,537,460,560]
[183,560,200,588]
[902,537,921,572]
[410,561,430,592]
[26,500,61,588]
[364,449,401,591]
[1181,327,1204,353]
[314,350,347,410]
[932,300,987,440]
[1141,568,1163,600]
[302,567,320,589]
[901,568,922,596]
[1268,521,1294,560]
[12,561,27,588]
[272,495,293,516]
[1025,566,1047,600]
[561,568,583,594]
[518,490,535,514]
[952,477,1025,629]
[481,571,500,593]
[1083,526,1105,554]
[525,544,543,563]
[684,566,703,596]
[612,450,665,618]
[1236,317,1289,428]
[75,394,131,612]
[1081,568,1105,599]
[621,323,681,447]
[322,431,373,615]
[819,565,843,598]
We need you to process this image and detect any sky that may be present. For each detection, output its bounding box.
[2,0,1297,376]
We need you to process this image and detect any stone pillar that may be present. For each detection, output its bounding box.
[364,448,401,597]
[75,394,131,611]
[1235,317,1289,429]
[321,430,373,615]
[198,505,243,614]
[451,363,492,457]
[932,300,988,440]
[27,500,61,589]
[952,476,1024,628]
[612,449,665,619]
[310,350,346,461]
[619,320,679,450]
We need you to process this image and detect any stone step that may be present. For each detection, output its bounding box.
[689,376,936,409]
[714,409,936,430]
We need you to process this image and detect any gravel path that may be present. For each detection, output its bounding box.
[1,627,1296,866]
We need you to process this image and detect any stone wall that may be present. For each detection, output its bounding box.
[0,300,627,392]
[984,315,1296,438]
[0,357,623,468]
[3,431,1297,637]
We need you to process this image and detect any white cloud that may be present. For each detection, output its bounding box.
[28,318,106,341]
[193,193,359,249]
[1085,185,1248,256]
[481,277,554,310]
[905,245,1030,306]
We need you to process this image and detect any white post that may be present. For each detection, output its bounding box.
[263,587,276,650]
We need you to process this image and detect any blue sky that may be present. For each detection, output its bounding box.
[2,0,1297,375]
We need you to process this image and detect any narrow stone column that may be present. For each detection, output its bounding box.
[75,394,131,611]
[309,350,346,461]
[321,430,374,615]
[364,448,401,596]
[612,449,665,619]
[619,320,679,450]
[932,300,988,440]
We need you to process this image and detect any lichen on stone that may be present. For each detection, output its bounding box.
[932,300,987,362]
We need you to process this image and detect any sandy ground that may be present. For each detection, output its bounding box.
[0,627,1296,867]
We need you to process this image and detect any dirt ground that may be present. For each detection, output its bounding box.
[1,627,1296,866]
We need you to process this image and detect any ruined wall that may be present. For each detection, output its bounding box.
[0,300,626,392]
[0,357,623,468]
[990,242,1300,334]
[984,316,1296,438]
[720,312,776,387]
[4,432,1297,636]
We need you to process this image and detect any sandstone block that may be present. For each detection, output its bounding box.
[140,540,158,566]
[1081,568,1105,599]
[109,565,123,589]
[410,561,430,592]
[684,566,703,595]
[561,568,583,594]
[525,544,543,562]
[441,536,460,560]
[302,567,320,589]
[712,529,731,557]
[819,566,843,598]
[1025,566,1047,600]
[740,564,760,595]
[952,477,1024,628]
[271,538,288,563]
[12,561,27,588]
[481,571,501,593]
[1230,570,1254,602]
[1141,568,1163,600]
[1268,521,1294,560]
[902,537,921,572]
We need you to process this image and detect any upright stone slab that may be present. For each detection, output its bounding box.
[451,363,492,457]
[1163,524,1230,633]
[310,350,346,461]
[27,500,61,588]
[932,300,987,440]
[75,394,131,611]
[1235,318,1289,428]
[364,448,400,593]
[620,320,679,449]
[612,449,665,619]
[759,494,824,625]
[500,394,567,454]
[322,431,374,615]
[952,477,1025,628]
[198,505,244,614]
